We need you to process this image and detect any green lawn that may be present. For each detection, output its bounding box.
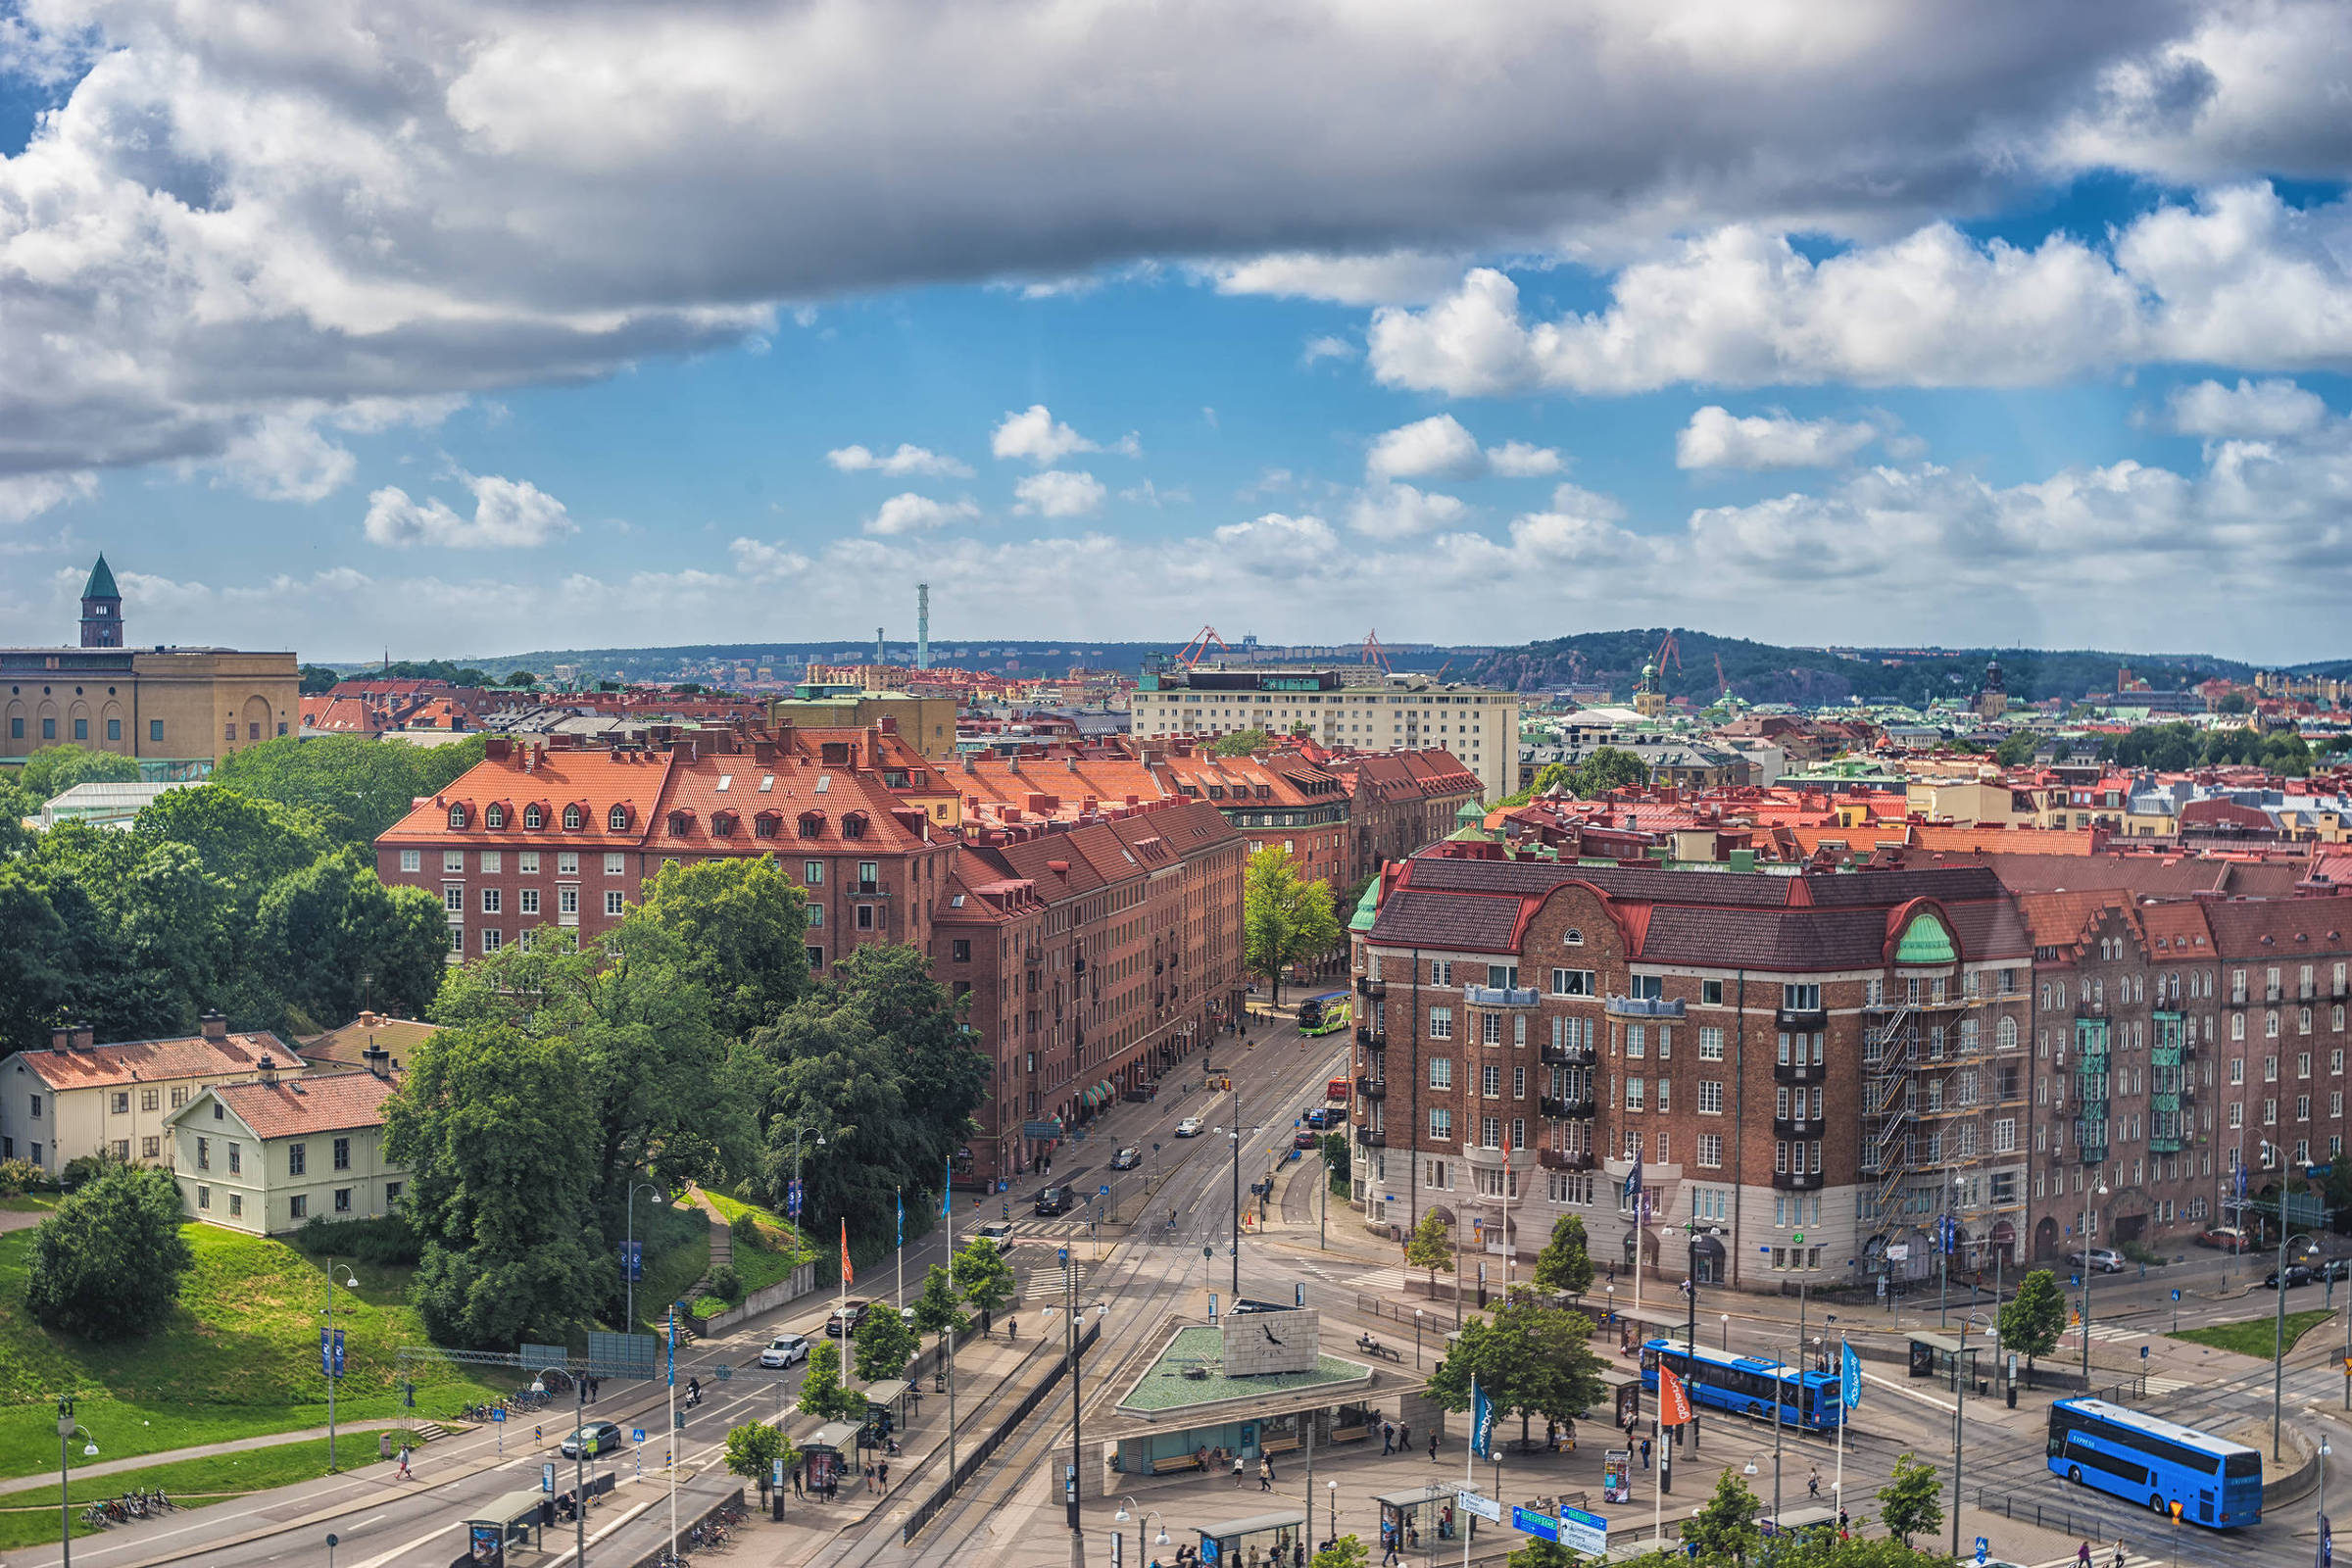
[630,1202,710,1331]
[0,1434,372,1550]
[692,1192,812,1317]
[0,1224,506,1481]
[2170,1307,2336,1357]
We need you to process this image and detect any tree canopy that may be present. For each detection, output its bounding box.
[1876,1452,1942,1546]
[211,734,484,852]
[1998,1268,2067,1380]
[952,1237,1016,1333]
[1683,1467,1762,1566]
[1404,1209,1452,1296]
[1243,846,1340,1004]
[853,1301,919,1382]
[24,1165,194,1342]
[1426,1289,1608,1448]
[1531,1213,1594,1296]
[13,744,142,803]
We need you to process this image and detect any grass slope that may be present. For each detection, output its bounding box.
[0,1223,503,1481]
[0,1434,368,1551]
[630,1201,710,1331]
[2170,1308,2335,1357]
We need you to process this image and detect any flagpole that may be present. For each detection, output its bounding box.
[840,1217,854,1397]
[945,1165,957,1482]
[1835,1334,1847,1523]
[896,1188,905,1313]
[666,1304,678,1560]
[1464,1380,1477,1568]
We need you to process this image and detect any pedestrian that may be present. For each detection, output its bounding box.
[2076,1543,2090,1568]
[1381,1523,1398,1567]
[879,1460,890,1491]
[1427,1431,1440,1462]
[793,1465,804,1498]
[397,1444,413,1480]
[1640,1436,1651,1470]
[2112,1539,2126,1568]
[863,1461,875,1493]
[1259,1456,1273,1491]
[1808,1470,1821,1499]
[1233,1452,1246,1485]
[1382,1420,1395,1455]
[1397,1422,1409,1451]
[1008,1315,1017,1341]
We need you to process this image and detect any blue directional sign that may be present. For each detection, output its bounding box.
[1099,1184,1110,1196]
[2172,1289,2181,1302]
[1558,1507,1607,1555]
[1510,1507,1558,1543]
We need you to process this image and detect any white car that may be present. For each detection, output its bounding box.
[1176,1116,1203,1138]
[2067,1247,2127,1274]
[758,1334,810,1369]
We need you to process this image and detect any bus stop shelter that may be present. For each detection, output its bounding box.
[1905,1333,1988,1396]
[462,1487,552,1566]
[1374,1483,1465,1552]
[1199,1508,1305,1565]
[864,1378,912,1445]
[802,1420,861,1493]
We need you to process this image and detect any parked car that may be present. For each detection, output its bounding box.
[1301,1107,1332,1129]
[561,1421,625,1459]
[1176,1117,1203,1138]
[826,1299,870,1337]
[2267,1262,2319,1290]
[1034,1186,1071,1216]
[1110,1146,1142,1171]
[1294,1129,1318,1150]
[976,1220,1014,1241]
[2066,1248,2127,1274]
[758,1334,810,1369]
[2196,1226,2253,1253]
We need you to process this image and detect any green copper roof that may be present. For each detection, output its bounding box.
[82,555,118,601]
[1348,876,1382,932]
[1453,799,1485,825]
[1893,910,1957,966]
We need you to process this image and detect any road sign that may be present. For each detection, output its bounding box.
[1558,1506,1607,1554]
[542,1462,556,1494]
[1976,1537,1989,1565]
[772,1457,784,1489]
[1099,1185,1110,1196]
[1510,1506,1558,1543]
[2172,1289,2181,1301]
[1451,1486,1501,1523]
[491,1408,507,1423]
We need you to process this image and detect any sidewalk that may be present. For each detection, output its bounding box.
[0,1418,425,1497]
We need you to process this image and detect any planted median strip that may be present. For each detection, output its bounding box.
[2169,1308,2335,1357]
[0,1436,367,1551]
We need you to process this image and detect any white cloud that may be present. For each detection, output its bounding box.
[990,405,1139,466]
[865,493,981,536]
[1370,186,2352,396]
[1347,482,1469,540]
[363,471,577,549]
[2166,377,2328,439]
[727,537,811,581]
[826,442,975,478]
[1675,407,1881,470]
[213,416,357,503]
[1208,251,1470,307]
[1301,335,1357,367]
[1012,469,1108,518]
[1365,415,1563,481]
[0,471,98,525]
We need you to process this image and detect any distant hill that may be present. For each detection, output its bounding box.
[1468,630,2258,708]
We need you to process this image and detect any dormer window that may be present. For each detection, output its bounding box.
[666,810,695,836]
[484,804,506,830]
[563,804,584,831]
[447,803,468,829]
[523,804,545,830]
[608,804,630,832]
[798,811,825,839]
[842,811,869,841]
[754,811,782,839]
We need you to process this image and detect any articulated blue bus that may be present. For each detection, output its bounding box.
[1639,1339,1845,1433]
[2045,1397,2262,1529]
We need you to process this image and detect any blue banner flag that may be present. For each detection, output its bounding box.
[787,1178,804,1219]
[1624,1155,1643,1204]
[896,1191,905,1249]
[1841,1343,1862,1411]
[1471,1377,1496,1457]
[943,1161,954,1217]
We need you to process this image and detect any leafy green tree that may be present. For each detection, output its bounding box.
[1210,728,1276,757]
[0,867,72,1055]
[256,850,448,1028]
[629,858,810,1040]
[24,1165,194,1342]
[505,668,540,687]
[1405,1209,1453,1299]
[853,1300,920,1382]
[1427,1290,1608,1448]
[911,1263,968,1340]
[212,735,482,852]
[16,744,142,802]
[1312,1536,1370,1568]
[1320,1131,1350,1190]
[1684,1466,1762,1565]
[1569,746,1649,798]
[1531,1214,1594,1296]
[721,1420,797,1499]
[1244,847,1341,1004]
[1876,1452,1942,1546]
[134,785,328,904]
[796,1340,863,1421]
[1998,1268,2068,1387]
[298,664,342,695]
[383,1022,605,1348]
[1502,1543,1581,1568]
[1993,731,2040,768]
[952,1237,1016,1335]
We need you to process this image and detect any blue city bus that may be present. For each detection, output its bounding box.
[1640,1339,1844,1432]
[2045,1397,2262,1528]
[1296,992,1352,1036]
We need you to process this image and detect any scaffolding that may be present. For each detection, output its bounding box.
[1860,980,2021,1277]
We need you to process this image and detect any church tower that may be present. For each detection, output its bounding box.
[80,554,122,648]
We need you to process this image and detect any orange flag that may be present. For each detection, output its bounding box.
[1658,1362,1694,1427]
[841,1218,854,1287]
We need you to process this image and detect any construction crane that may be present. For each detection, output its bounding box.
[1176,625,1231,667]
[1653,631,1685,677]
[1360,629,1394,675]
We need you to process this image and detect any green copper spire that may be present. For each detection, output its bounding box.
[82,554,119,601]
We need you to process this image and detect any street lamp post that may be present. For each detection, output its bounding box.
[2276,1228,2319,1459]
[1952,1312,1992,1561]
[318,1257,359,1470]
[1415,1307,1424,1368]
[56,1397,96,1568]
[2080,1173,2108,1384]
[1050,1250,1107,1568]
[1227,1099,1244,1295]
[531,1365,588,1568]
[1113,1500,1168,1567]
[1720,1312,1730,1351]
[624,1181,662,1327]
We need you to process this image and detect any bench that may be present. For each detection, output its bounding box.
[1354,1339,1403,1361]
[1329,1425,1369,1444]
[1151,1454,1206,1476]
[1257,1436,1300,1455]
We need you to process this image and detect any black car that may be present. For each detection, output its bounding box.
[1301,1107,1332,1129]
[1034,1186,1071,1216]
[2266,1262,2321,1289]
[1110,1147,1142,1171]
[561,1421,625,1459]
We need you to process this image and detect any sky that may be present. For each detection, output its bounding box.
[1,2,2350,663]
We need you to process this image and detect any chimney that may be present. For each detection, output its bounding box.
[484,736,512,761]
[363,1044,392,1081]
[72,1022,95,1052]
[257,1054,276,1086]
[48,1026,71,1053]
[200,1011,228,1043]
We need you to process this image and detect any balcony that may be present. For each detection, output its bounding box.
[1356,976,1387,1000]
[2074,1001,2107,1019]
[1355,1076,1388,1102]
[1538,1148,1597,1172]
[1772,1169,1825,1191]
[856,880,888,897]
[1541,1093,1594,1120]
[1359,1128,1388,1149]
[1540,1042,1596,1068]
[1606,995,1686,1020]
[1072,954,1087,976]
[1775,1007,1829,1031]
[1464,984,1540,1007]
[1356,1023,1386,1049]
[1773,1115,1823,1140]
[1773,1058,1823,1085]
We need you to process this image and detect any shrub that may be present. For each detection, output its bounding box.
[731,1213,769,1251]
[61,1151,127,1190]
[295,1211,421,1267]
[25,1166,194,1341]
[0,1157,42,1197]
[2120,1240,2166,1267]
[709,1263,744,1303]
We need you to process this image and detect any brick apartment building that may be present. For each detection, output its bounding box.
[1348,855,2034,1296]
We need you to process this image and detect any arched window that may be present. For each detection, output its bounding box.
[667,811,693,837]
[524,804,544,830]
[841,811,868,841]
[447,803,467,829]
[799,812,825,839]
[1563,928,1583,946]
[1995,1016,2018,1051]
[484,804,506,830]
[563,804,583,831]
[609,804,629,832]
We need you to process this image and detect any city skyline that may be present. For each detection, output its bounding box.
[1,6,2349,662]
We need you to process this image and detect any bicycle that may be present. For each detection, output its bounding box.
[80,1504,112,1531]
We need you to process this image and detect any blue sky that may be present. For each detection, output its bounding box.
[2,2,2350,662]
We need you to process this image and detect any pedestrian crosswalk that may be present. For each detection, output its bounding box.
[2080,1323,2148,1344]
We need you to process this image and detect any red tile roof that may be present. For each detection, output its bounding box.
[208,1071,396,1139]
[11,1032,301,1091]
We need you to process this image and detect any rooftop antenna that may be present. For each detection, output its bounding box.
[917,584,931,670]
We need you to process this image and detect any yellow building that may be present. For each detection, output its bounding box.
[0,1015,308,1175]
[0,556,300,777]
[168,1066,405,1236]
[767,689,958,762]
